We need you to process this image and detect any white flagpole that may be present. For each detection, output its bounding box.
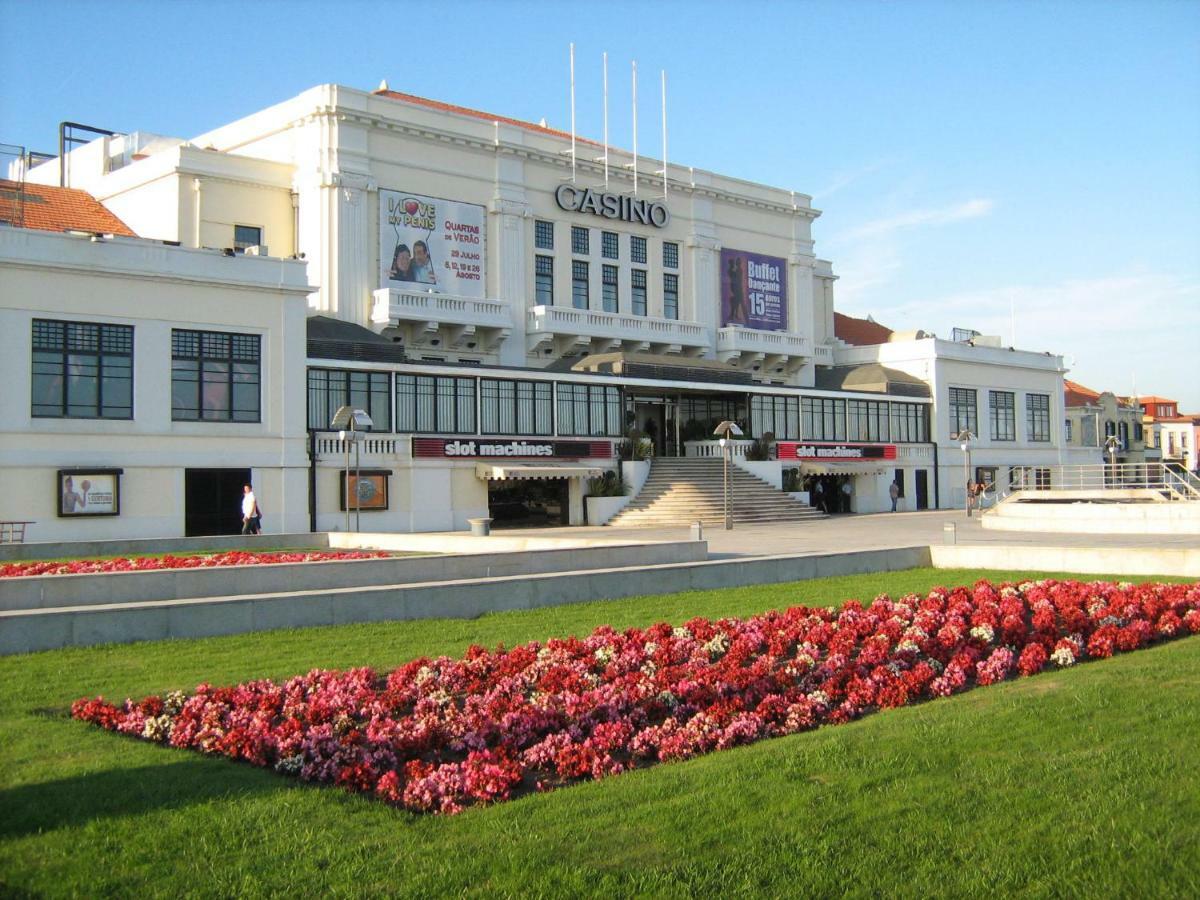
[570,43,577,184]
[603,52,609,190]
[632,60,638,197]
[661,69,668,201]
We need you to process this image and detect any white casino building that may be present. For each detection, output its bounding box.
[4,82,1077,536]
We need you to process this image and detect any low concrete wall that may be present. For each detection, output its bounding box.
[0,546,931,655]
[0,532,329,562]
[1,540,707,612]
[982,501,1200,534]
[931,544,1200,577]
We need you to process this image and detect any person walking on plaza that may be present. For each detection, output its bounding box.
[241,483,261,535]
[889,479,900,512]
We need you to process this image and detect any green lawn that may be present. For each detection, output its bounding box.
[1,567,1197,898]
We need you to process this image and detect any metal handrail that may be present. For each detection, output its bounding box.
[1004,463,1200,502]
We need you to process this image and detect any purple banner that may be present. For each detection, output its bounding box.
[720,248,787,331]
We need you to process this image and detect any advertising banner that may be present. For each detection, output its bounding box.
[777,443,897,461]
[412,438,613,460]
[720,248,788,331]
[58,469,122,516]
[380,190,486,297]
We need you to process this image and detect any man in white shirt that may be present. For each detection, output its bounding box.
[241,483,261,535]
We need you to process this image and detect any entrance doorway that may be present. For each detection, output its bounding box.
[915,470,929,510]
[631,398,682,457]
[185,468,252,536]
[487,479,569,528]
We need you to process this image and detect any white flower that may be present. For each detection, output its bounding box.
[672,626,691,640]
[970,624,995,643]
[594,646,614,665]
[1050,647,1075,668]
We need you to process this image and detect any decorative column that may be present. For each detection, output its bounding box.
[489,187,530,367]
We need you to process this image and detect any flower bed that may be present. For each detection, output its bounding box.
[73,579,1200,814]
[1,550,391,578]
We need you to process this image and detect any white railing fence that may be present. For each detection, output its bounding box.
[1007,463,1200,502]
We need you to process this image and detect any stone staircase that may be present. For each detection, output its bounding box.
[608,457,826,527]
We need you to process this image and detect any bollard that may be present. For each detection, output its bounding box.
[690,521,704,542]
[943,522,956,545]
[468,517,492,537]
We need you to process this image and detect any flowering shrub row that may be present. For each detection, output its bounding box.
[0,550,391,578]
[73,579,1200,814]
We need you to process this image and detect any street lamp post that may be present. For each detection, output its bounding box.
[331,406,374,533]
[956,430,974,518]
[1105,435,1121,488]
[713,420,744,531]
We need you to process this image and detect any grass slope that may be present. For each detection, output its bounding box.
[1,567,1197,898]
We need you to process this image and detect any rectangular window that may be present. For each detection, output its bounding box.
[602,264,619,313]
[801,397,846,441]
[572,260,589,310]
[894,468,905,498]
[663,273,679,320]
[535,220,554,250]
[631,269,647,316]
[989,390,1016,441]
[556,383,622,436]
[171,329,261,423]
[948,387,977,438]
[571,226,589,255]
[888,402,928,443]
[32,319,133,419]
[1065,418,1073,442]
[751,395,800,439]
[631,235,647,265]
[480,379,554,436]
[233,224,262,252]
[662,241,679,269]
[306,368,391,431]
[535,255,554,306]
[601,231,619,260]
[395,374,475,434]
[1026,393,1051,442]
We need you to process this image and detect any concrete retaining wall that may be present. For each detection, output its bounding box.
[0,532,329,562]
[1,541,707,612]
[0,546,931,655]
[931,544,1200,577]
[982,500,1200,534]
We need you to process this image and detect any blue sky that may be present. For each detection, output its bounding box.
[3,0,1197,410]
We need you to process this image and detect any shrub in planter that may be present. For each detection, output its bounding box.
[744,433,776,461]
[587,470,628,497]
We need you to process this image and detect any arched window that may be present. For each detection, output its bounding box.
[1118,422,1129,446]
[1104,420,1116,438]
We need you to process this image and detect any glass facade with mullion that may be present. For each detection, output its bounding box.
[396,374,476,434]
[171,329,261,423]
[801,397,846,441]
[750,395,800,439]
[989,390,1016,441]
[306,368,391,431]
[32,318,134,419]
[556,383,622,436]
[480,378,553,436]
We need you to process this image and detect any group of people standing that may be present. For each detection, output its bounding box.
[387,240,438,285]
[806,475,854,514]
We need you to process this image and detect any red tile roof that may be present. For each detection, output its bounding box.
[374,88,603,147]
[834,312,894,346]
[0,180,135,236]
[1064,379,1102,407]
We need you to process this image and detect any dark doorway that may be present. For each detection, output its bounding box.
[487,479,569,528]
[915,469,929,510]
[185,468,252,536]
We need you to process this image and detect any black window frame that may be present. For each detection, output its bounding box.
[395,374,476,434]
[480,378,554,436]
[571,226,590,255]
[571,259,589,310]
[1027,393,1051,442]
[556,383,622,437]
[233,224,262,252]
[601,231,619,260]
[535,255,554,306]
[662,241,679,269]
[630,235,647,264]
[989,390,1016,441]
[601,264,619,313]
[948,387,978,438]
[171,329,262,423]
[631,269,647,316]
[534,220,554,250]
[663,273,679,320]
[31,318,134,420]
[306,367,392,432]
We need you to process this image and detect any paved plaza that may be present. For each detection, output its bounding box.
[519,510,1200,559]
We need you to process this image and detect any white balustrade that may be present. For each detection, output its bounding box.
[716,327,811,357]
[371,288,512,330]
[527,305,709,351]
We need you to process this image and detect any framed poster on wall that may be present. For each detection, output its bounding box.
[719,248,787,331]
[379,190,486,297]
[57,468,123,517]
[339,470,391,511]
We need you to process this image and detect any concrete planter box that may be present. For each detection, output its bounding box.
[586,495,629,526]
[623,460,651,495]
[734,458,782,489]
